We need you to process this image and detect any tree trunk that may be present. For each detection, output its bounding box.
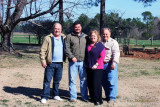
[100,0,105,35]
[1,31,15,53]
[59,0,63,26]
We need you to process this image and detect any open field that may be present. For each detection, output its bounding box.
[1,33,160,46]
[128,39,160,46]
[0,45,160,107]
[0,33,39,44]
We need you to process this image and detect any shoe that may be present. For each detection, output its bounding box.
[82,99,88,102]
[41,98,47,104]
[94,101,103,106]
[53,96,63,101]
[70,99,77,102]
[89,98,94,102]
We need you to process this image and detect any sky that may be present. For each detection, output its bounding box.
[73,0,160,20]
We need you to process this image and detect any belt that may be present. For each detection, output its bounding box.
[104,60,112,64]
[52,62,63,64]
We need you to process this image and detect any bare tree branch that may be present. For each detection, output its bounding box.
[10,0,28,23]
[26,20,42,27]
[17,0,59,23]
[5,0,11,25]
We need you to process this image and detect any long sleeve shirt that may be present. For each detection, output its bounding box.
[102,37,120,66]
[88,45,106,69]
[85,42,106,69]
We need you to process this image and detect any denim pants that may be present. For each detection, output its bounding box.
[42,62,63,99]
[69,61,88,100]
[102,62,118,101]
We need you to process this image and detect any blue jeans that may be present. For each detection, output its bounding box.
[69,61,88,100]
[102,63,118,101]
[42,62,63,99]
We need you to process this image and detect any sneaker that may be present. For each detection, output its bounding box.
[70,99,77,102]
[41,98,47,104]
[53,96,63,101]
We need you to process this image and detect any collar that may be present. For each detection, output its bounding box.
[71,32,84,37]
[53,35,61,40]
[108,38,112,42]
[105,38,112,42]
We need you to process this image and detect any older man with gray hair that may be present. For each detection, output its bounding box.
[40,23,66,104]
[101,27,120,105]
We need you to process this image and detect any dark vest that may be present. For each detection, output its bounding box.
[85,42,105,68]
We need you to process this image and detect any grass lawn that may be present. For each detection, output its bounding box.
[129,39,160,46]
[0,33,39,44]
[1,34,160,47]
[13,36,38,44]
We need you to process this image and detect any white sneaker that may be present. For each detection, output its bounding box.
[53,96,63,101]
[41,98,47,104]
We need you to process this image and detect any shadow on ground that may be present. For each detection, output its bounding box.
[3,86,78,101]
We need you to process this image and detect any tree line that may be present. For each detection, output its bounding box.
[14,11,160,45]
[0,0,158,53]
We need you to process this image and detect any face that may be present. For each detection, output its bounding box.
[53,24,62,37]
[74,24,82,34]
[102,29,111,41]
[90,33,98,43]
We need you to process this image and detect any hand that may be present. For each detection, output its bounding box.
[72,57,77,62]
[42,62,47,68]
[111,64,115,70]
[92,65,97,69]
[103,60,107,64]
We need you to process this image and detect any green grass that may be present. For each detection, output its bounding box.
[1,34,160,46]
[13,36,38,44]
[0,99,9,107]
[118,38,160,46]
[129,39,160,46]
[0,34,39,44]
[24,102,32,105]
[140,70,150,76]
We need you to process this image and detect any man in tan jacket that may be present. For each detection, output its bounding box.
[40,23,65,104]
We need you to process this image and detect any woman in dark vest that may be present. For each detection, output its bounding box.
[85,30,106,106]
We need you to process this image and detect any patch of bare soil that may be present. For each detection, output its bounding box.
[0,46,160,107]
[122,49,160,60]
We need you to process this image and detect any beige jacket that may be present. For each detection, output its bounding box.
[40,33,66,64]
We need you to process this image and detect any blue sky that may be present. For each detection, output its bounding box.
[74,0,160,20]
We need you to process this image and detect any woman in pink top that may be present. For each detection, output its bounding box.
[84,30,106,106]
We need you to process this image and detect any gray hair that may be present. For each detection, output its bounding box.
[53,22,62,30]
[102,27,111,34]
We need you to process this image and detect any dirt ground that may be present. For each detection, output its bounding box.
[0,46,160,107]
[122,49,160,60]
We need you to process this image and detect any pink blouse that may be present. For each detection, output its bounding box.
[88,45,106,69]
